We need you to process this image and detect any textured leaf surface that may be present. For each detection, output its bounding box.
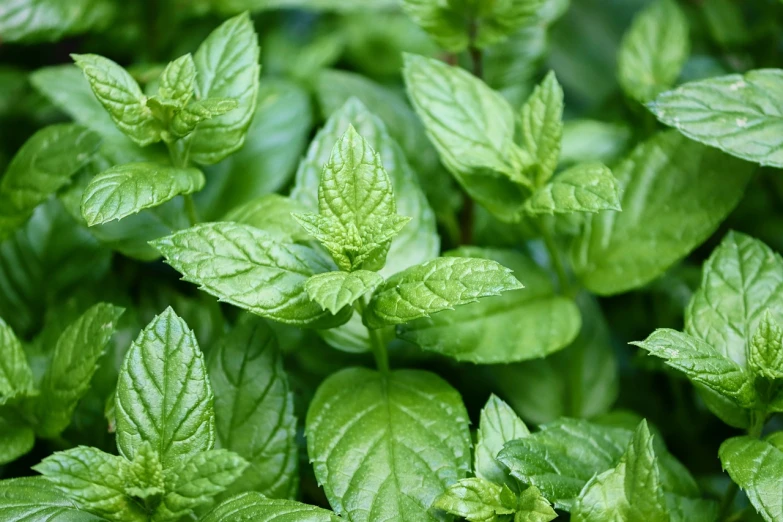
[116,307,215,468]
[518,71,563,186]
[524,162,620,215]
[649,69,783,167]
[618,0,689,102]
[81,163,204,226]
[224,194,310,241]
[158,54,196,106]
[516,487,558,522]
[306,270,383,315]
[432,478,516,522]
[719,436,783,522]
[306,368,471,522]
[0,317,35,403]
[152,223,350,327]
[170,98,239,139]
[749,311,783,380]
[202,492,339,522]
[364,256,523,329]
[0,0,114,43]
[571,131,753,295]
[474,395,529,490]
[208,316,298,499]
[0,477,105,521]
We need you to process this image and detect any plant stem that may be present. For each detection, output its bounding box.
[357,298,389,373]
[718,411,767,521]
[184,194,199,226]
[537,221,571,295]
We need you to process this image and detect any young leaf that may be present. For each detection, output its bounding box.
[189,12,260,165]
[516,486,558,522]
[208,316,299,499]
[518,71,564,186]
[306,368,471,522]
[33,446,145,521]
[649,69,783,167]
[617,0,689,102]
[122,441,164,500]
[474,395,530,491]
[151,223,352,327]
[116,307,215,468]
[719,436,783,522]
[363,256,523,329]
[0,477,105,521]
[169,98,239,139]
[523,162,620,215]
[572,421,668,522]
[432,477,516,522]
[202,492,340,522]
[0,317,35,404]
[571,131,754,295]
[306,270,384,314]
[81,163,205,226]
[72,53,162,146]
[749,311,783,380]
[33,303,124,438]
[0,411,34,465]
[158,54,196,106]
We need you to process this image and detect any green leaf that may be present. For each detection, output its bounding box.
[121,441,164,500]
[665,495,719,522]
[399,0,471,52]
[0,411,35,465]
[571,131,754,295]
[72,54,162,147]
[404,54,530,222]
[116,307,215,469]
[208,316,299,499]
[189,12,261,165]
[649,69,783,167]
[151,223,351,327]
[572,421,668,522]
[170,98,239,139]
[719,436,783,522]
[518,71,563,186]
[618,0,689,102]
[561,119,631,167]
[397,248,579,363]
[158,54,196,106]
[432,477,516,522]
[523,162,620,215]
[225,194,311,241]
[0,317,35,403]
[33,446,145,521]
[515,486,558,522]
[364,256,523,329]
[202,492,339,522]
[306,270,384,315]
[749,311,783,380]
[0,0,115,43]
[306,368,471,522]
[0,476,106,521]
[474,395,530,491]
[33,303,124,438]
[80,163,205,226]
[632,329,755,408]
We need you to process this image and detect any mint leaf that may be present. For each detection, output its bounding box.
[158,54,196,107]
[189,12,260,165]
[116,307,215,468]
[364,256,524,329]
[474,395,529,491]
[208,316,299,499]
[518,71,563,186]
[202,492,339,522]
[151,223,351,327]
[618,0,689,103]
[0,0,114,43]
[169,98,239,139]
[398,248,579,363]
[719,436,783,522]
[649,69,783,167]
[33,303,123,438]
[72,53,162,146]
[33,446,145,521]
[523,162,620,215]
[306,368,471,522]
[399,0,472,52]
[749,311,783,380]
[306,270,383,314]
[121,441,164,500]
[0,411,35,465]
[0,317,35,404]
[432,477,516,522]
[516,486,558,522]
[571,131,754,295]
[225,194,311,241]
[0,476,105,521]
[81,163,204,226]
[561,119,631,166]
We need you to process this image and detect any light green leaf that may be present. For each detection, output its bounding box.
[397,248,579,363]
[306,368,471,522]
[33,446,145,521]
[399,0,471,52]
[404,54,530,222]
[122,441,164,500]
[516,486,558,522]
[208,316,299,499]
[225,194,310,241]
[618,0,689,102]
[719,436,783,522]
[81,163,205,226]
[571,131,754,296]
[432,477,516,522]
[0,411,35,465]
[524,162,620,215]
[189,12,260,165]
[170,98,239,139]
[631,329,755,408]
[0,476,106,521]
[0,0,115,43]
[33,303,124,438]
[518,71,563,186]
[649,69,783,167]
[72,54,162,146]
[474,395,530,491]
[202,492,339,522]
[116,307,215,468]
[0,317,35,403]
[665,495,719,522]
[306,270,383,315]
[561,119,631,167]
[749,311,783,380]
[151,223,351,327]
[158,54,196,106]
[364,256,523,329]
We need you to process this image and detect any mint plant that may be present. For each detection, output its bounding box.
[4,0,783,521]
